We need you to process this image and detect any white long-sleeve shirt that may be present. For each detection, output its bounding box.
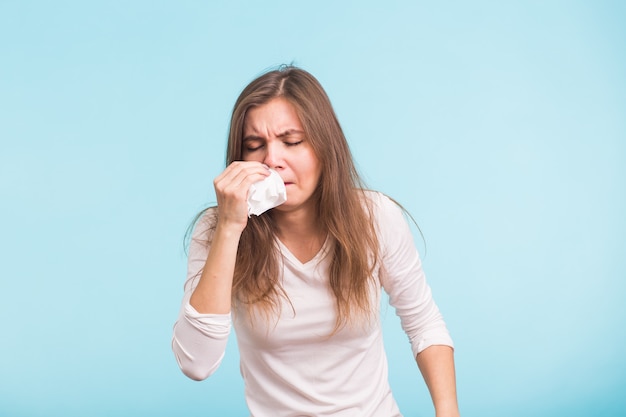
[172,192,453,416]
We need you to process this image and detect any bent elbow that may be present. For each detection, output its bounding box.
[172,341,223,381]
[181,365,212,382]
[171,319,228,382]
[175,354,221,381]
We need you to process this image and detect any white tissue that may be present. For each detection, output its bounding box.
[247,169,287,216]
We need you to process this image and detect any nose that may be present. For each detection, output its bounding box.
[262,141,284,170]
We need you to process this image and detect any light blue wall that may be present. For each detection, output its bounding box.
[1,1,624,416]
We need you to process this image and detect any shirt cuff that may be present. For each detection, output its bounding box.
[183,302,231,339]
[413,331,455,358]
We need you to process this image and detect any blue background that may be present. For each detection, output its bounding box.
[1,1,625,416]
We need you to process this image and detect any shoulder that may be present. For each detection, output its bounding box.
[361,190,414,253]
[361,190,404,223]
[198,206,219,226]
[190,206,219,244]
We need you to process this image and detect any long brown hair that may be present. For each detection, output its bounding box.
[214,66,379,330]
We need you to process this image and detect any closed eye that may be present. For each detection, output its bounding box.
[285,140,303,147]
[243,136,264,152]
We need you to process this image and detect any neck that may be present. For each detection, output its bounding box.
[271,207,326,264]
[272,206,321,240]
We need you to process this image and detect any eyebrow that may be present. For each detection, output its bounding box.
[276,129,304,138]
[243,129,305,142]
[242,135,263,143]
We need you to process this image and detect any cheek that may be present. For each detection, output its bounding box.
[292,147,321,181]
[308,159,322,184]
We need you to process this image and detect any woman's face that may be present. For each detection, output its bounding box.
[242,97,322,214]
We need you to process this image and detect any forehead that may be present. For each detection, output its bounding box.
[243,97,303,134]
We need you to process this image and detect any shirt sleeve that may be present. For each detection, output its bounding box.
[374,193,454,359]
[171,209,232,381]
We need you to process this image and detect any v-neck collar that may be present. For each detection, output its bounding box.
[276,235,331,269]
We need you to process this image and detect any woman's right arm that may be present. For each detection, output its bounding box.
[171,162,270,380]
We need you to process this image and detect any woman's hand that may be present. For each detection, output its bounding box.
[213,161,270,233]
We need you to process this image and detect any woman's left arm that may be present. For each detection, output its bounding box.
[373,193,459,416]
[416,345,460,417]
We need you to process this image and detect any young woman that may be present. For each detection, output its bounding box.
[172,66,459,417]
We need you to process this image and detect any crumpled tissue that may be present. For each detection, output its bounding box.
[247,169,287,216]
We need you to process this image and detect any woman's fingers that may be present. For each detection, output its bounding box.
[215,162,269,200]
[213,162,270,231]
